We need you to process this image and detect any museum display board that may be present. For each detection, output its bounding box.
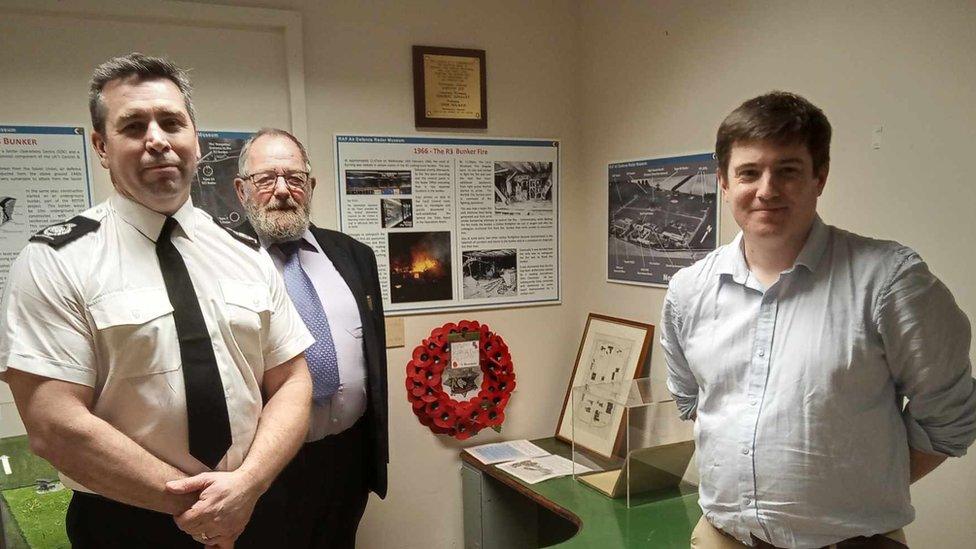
[607,153,719,287]
[335,135,560,314]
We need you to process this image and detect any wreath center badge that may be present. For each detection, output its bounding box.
[405,320,515,440]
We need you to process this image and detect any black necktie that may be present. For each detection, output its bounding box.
[156,217,232,469]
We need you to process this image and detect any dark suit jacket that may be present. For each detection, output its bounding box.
[309,225,388,498]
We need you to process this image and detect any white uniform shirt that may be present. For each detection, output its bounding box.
[263,230,367,441]
[0,193,314,493]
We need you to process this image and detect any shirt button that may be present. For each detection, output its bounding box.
[757,349,765,357]
[741,447,750,455]
[331,418,339,424]
[750,400,758,407]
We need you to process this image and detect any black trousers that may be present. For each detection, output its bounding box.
[66,471,290,548]
[280,417,370,549]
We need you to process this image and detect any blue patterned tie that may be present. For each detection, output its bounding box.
[277,240,340,401]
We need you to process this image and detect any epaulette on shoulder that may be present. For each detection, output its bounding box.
[215,219,260,250]
[29,215,101,249]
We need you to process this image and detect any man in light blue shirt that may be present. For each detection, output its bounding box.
[662,92,976,548]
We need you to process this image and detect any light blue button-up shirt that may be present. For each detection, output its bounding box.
[662,216,976,548]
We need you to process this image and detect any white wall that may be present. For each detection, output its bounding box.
[577,1,976,547]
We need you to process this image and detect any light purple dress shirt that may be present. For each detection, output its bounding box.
[264,229,368,441]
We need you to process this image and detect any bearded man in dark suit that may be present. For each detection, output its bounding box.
[235,128,388,549]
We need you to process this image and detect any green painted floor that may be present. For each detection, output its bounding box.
[0,436,70,548]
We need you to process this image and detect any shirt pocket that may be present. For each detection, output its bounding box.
[89,287,179,379]
[218,279,271,361]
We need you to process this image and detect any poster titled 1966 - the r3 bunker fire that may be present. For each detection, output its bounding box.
[607,153,719,287]
[335,135,560,315]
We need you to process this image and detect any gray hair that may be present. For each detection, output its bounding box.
[89,52,196,135]
[238,128,312,176]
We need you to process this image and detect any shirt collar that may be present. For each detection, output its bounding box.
[716,215,829,283]
[792,215,829,273]
[110,191,197,242]
[716,231,750,285]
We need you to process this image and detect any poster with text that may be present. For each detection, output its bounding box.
[335,135,560,314]
[190,130,253,229]
[0,125,93,292]
[607,153,718,287]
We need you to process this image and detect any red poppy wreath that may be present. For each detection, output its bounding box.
[405,320,515,440]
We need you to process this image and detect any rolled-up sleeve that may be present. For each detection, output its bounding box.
[661,289,698,420]
[878,251,976,457]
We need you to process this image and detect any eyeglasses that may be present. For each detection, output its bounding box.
[241,170,310,190]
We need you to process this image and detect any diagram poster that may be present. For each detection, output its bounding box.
[191,130,253,229]
[335,135,560,314]
[0,125,93,291]
[607,153,718,287]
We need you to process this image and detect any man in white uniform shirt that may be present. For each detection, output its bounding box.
[235,128,388,549]
[0,53,314,548]
[662,92,976,548]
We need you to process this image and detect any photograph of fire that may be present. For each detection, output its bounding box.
[388,231,453,303]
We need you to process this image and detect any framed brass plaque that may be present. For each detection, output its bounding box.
[412,45,487,129]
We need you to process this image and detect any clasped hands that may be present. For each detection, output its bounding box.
[166,469,263,548]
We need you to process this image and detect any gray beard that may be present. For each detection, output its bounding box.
[243,195,311,244]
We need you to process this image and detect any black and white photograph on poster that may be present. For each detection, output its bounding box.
[388,231,453,303]
[346,169,412,195]
[462,249,517,299]
[191,131,253,229]
[0,197,16,225]
[380,198,413,228]
[494,161,553,216]
[607,153,718,287]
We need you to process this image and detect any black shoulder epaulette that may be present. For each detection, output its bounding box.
[30,215,101,249]
[215,219,260,250]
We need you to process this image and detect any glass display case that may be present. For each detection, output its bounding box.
[570,377,695,507]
